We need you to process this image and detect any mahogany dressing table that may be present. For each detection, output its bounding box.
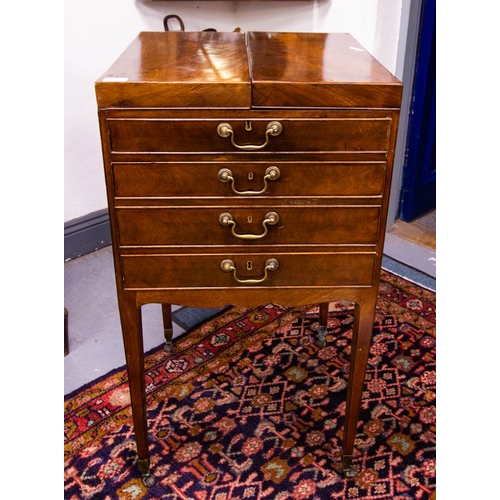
[95,31,402,487]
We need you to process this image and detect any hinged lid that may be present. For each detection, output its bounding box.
[247,32,402,108]
[96,31,402,109]
[95,32,251,108]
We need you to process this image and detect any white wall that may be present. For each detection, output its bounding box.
[64,0,404,222]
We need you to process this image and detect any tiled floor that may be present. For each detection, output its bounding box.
[64,226,436,396]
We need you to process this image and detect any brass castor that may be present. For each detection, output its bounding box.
[142,472,156,488]
[163,326,174,354]
[316,325,327,348]
[342,454,359,478]
[138,459,155,487]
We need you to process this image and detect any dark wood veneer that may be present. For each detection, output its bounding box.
[115,206,381,246]
[112,161,387,198]
[107,117,392,153]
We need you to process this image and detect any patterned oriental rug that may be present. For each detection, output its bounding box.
[64,271,436,499]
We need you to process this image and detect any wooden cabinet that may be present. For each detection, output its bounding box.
[96,31,402,486]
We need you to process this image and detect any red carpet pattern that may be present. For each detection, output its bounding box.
[64,271,436,499]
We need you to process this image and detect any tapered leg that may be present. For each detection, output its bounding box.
[161,304,174,354]
[118,292,155,487]
[317,302,329,347]
[342,291,378,477]
[64,308,69,356]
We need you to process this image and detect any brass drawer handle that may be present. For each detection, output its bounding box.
[217,167,281,195]
[220,258,279,284]
[217,121,283,150]
[219,211,279,240]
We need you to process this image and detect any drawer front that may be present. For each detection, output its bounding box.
[107,118,391,154]
[121,253,376,289]
[116,206,381,246]
[112,161,386,198]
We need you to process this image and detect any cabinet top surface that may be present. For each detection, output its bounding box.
[96,31,402,109]
[247,32,400,85]
[97,32,250,86]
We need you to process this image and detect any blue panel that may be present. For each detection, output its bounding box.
[400,0,436,221]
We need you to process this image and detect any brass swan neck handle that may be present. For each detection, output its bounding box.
[217,167,281,195]
[220,258,279,284]
[218,212,279,240]
[217,121,283,151]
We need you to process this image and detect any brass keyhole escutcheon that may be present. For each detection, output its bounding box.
[247,261,253,270]
[247,216,253,223]
[248,172,254,180]
[245,121,252,131]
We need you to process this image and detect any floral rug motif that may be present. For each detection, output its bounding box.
[64,270,436,499]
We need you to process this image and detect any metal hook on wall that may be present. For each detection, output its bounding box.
[163,14,218,33]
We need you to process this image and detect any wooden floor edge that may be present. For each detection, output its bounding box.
[388,219,436,250]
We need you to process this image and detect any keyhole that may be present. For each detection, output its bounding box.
[247,216,253,223]
[247,261,253,270]
[248,172,254,180]
[245,121,252,131]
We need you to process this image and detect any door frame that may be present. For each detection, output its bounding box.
[382,0,436,280]
[387,0,426,230]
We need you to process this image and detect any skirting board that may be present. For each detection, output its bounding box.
[64,209,111,261]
